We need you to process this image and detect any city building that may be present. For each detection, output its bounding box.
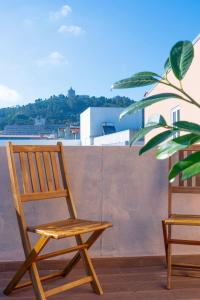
[2,117,69,139]
[69,125,80,140]
[80,107,143,145]
[2,123,67,138]
[145,34,200,142]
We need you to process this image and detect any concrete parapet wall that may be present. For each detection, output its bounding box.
[0,146,199,261]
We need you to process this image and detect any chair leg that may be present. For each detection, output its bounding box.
[167,225,172,289]
[4,236,49,299]
[61,229,104,277]
[76,235,103,295]
[28,262,47,300]
[167,243,172,289]
[162,221,168,264]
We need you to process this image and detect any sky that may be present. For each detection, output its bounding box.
[0,0,199,108]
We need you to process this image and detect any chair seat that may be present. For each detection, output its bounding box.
[28,218,112,239]
[164,214,200,226]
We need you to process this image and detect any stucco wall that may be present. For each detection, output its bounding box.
[145,37,200,141]
[0,146,200,262]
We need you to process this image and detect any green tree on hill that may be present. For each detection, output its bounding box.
[0,94,133,130]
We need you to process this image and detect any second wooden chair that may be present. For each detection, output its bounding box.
[162,146,200,289]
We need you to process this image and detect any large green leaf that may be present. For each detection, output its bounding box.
[164,57,171,73]
[170,41,194,80]
[139,130,176,155]
[182,161,200,180]
[133,72,161,77]
[120,93,183,119]
[156,133,200,159]
[146,114,167,127]
[169,151,200,182]
[173,121,200,135]
[130,114,167,146]
[130,125,159,146]
[112,72,160,89]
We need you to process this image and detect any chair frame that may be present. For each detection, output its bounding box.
[4,142,112,299]
[162,145,200,289]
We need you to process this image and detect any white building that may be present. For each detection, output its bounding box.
[80,107,143,146]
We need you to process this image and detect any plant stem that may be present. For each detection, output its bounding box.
[160,79,200,109]
[161,124,200,136]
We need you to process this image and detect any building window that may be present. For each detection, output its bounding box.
[171,106,180,137]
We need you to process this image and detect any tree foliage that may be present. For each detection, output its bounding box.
[0,94,133,130]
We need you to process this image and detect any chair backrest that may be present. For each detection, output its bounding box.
[168,145,200,217]
[6,142,77,230]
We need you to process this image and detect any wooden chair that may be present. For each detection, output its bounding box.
[4,142,112,299]
[162,145,200,289]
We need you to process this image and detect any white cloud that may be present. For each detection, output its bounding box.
[58,25,85,36]
[0,85,23,108]
[50,4,72,21]
[36,51,68,67]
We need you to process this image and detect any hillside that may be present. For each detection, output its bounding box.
[0,93,133,130]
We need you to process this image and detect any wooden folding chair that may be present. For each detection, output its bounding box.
[4,142,112,299]
[162,145,200,289]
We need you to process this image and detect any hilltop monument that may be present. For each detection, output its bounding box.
[68,87,76,98]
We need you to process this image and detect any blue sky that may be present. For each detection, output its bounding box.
[0,0,199,107]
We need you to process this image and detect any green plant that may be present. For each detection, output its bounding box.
[112,40,200,182]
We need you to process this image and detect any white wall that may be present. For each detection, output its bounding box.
[80,107,143,145]
[80,108,92,145]
[93,129,138,146]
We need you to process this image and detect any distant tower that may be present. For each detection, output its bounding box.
[68,87,76,98]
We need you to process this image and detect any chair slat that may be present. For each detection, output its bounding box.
[19,152,31,193]
[45,276,93,298]
[21,190,67,202]
[43,152,54,191]
[186,151,192,187]
[36,244,88,261]
[196,174,200,186]
[15,271,63,290]
[35,152,46,192]
[186,145,200,152]
[28,152,38,192]
[178,151,184,186]
[13,145,60,153]
[171,186,200,194]
[50,152,61,190]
